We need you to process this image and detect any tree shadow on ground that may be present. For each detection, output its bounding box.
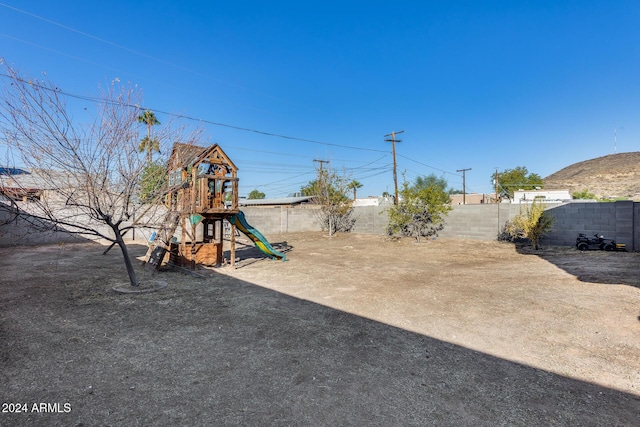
[514,243,640,289]
[1,243,639,426]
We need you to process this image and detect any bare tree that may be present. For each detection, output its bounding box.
[301,166,356,236]
[0,61,190,286]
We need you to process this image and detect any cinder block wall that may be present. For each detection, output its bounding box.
[239,204,518,240]
[436,201,636,249]
[238,205,390,235]
[0,203,86,245]
[351,206,389,234]
[616,201,635,250]
[0,212,87,245]
[239,206,320,234]
[3,201,639,250]
[0,202,165,246]
[239,202,639,251]
[542,201,637,250]
[543,202,615,245]
[437,203,568,241]
[635,203,640,251]
[438,204,511,240]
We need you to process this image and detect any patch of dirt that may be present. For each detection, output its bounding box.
[1,233,639,426]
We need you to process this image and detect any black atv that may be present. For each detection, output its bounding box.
[575,233,623,251]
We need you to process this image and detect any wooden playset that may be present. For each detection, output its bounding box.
[144,142,285,271]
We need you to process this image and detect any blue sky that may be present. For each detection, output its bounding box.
[1,1,639,197]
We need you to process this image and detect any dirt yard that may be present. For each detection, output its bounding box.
[1,232,639,426]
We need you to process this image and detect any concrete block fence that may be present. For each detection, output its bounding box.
[237,205,390,235]
[2,201,639,251]
[438,203,521,241]
[240,202,639,251]
[542,201,638,251]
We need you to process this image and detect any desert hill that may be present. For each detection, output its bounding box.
[543,152,640,200]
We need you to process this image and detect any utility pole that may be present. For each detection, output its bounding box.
[495,167,500,234]
[456,168,471,204]
[494,168,499,203]
[384,130,404,206]
[313,159,329,173]
[313,159,329,199]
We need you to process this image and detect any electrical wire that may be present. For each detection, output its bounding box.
[0,3,508,199]
[0,71,390,154]
[0,3,210,79]
[397,153,460,177]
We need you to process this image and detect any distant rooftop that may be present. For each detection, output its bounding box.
[239,196,314,206]
[0,167,30,175]
[0,169,75,190]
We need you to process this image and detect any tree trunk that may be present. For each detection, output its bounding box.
[113,227,138,286]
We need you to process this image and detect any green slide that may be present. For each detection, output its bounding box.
[228,211,286,261]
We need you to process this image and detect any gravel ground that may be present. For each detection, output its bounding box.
[1,233,639,426]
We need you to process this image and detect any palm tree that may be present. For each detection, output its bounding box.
[137,110,161,163]
[347,180,363,200]
[138,136,160,163]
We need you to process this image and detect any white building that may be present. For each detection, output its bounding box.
[352,196,394,207]
[512,189,572,204]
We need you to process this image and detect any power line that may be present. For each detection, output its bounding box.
[396,153,459,176]
[1,69,463,195]
[348,154,390,170]
[0,69,396,196]
[244,171,315,188]
[0,2,214,82]
[0,33,126,73]
[166,111,389,152]
[0,3,474,191]
[0,71,390,154]
[0,2,356,115]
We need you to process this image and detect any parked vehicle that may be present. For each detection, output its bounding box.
[575,233,625,251]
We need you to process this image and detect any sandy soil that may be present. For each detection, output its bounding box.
[1,232,639,426]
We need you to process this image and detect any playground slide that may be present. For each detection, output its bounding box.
[228,211,286,261]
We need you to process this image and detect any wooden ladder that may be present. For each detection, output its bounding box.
[143,211,181,272]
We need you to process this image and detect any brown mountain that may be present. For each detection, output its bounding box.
[543,152,640,200]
